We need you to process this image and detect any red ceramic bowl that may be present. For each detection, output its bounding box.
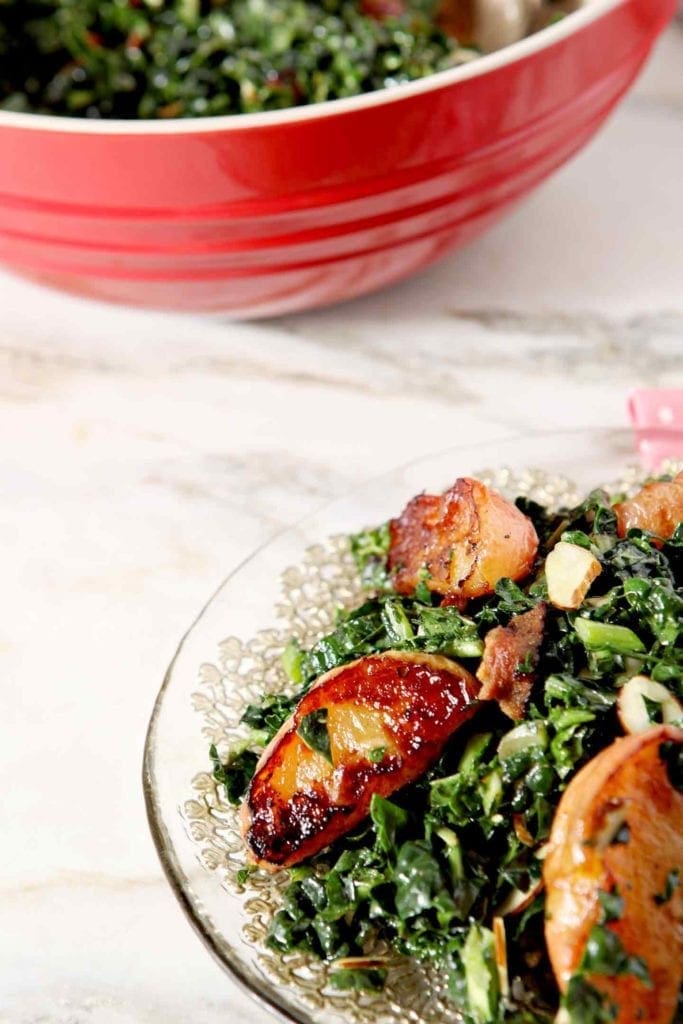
[0,0,674,317]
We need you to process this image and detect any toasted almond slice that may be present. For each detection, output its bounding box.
[617,675,683,735]
[492,916,509,999]
[496,876,543,916]
[545,541,602,610]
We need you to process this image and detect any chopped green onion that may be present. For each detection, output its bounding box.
[574,618,646,654]
[498,721,548,762]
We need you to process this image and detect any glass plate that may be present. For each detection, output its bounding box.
[142,427,679,1024]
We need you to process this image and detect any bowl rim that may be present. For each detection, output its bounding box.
[0,0,624,136]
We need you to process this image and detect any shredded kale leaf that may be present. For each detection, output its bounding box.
[209,743,258,806]
[297,708,333,764]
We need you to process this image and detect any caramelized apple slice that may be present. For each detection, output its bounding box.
[543,726,683,1024]
[241,651,479,869]
[388,477,538,606]
[614,472,683,541]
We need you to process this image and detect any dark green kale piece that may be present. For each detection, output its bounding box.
[209,743,258,805]
[297,708,333,764]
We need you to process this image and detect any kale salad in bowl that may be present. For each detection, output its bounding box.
[143,431,683,1024]
[0,1,672,315]
[1,0,582,119]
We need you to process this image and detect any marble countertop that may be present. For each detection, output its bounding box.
[2,23,682,1024]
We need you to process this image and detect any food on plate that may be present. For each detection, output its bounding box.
[0,0,582,119]
[545,539,602,609]
[209,471,683,1021]
[388,477,539,604]
[241,651,478,869]
[543,726,683,1024]
[617,675,683,735]
[476,603,546,719]
[615,472,683,541]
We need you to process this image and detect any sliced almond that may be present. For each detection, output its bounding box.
[492,916,509,999]
[617,675,683,736]
[513,813,535,847]
[545,541,602,610]
[497,876,544,917]
[496,876,543,916]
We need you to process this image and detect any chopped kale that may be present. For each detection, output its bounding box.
[209,743,258,806]
[350,521,391,591]
[654,868,680,906]
[598,888,624,923]
[241,693,298,742]
[580,925,650,986]
[0,0,462,119]
[661,741,683,792]
[297,708,333,764]
[562,976,617,1024]
[329,967,388,992]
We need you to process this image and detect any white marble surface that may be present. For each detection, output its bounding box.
[2,23,682,1024]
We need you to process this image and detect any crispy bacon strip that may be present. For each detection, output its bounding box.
[614,472,683,541]
[388,477,538,606]
[543,726,683,1024]
[241,651,478,870]
[476,603,546,720]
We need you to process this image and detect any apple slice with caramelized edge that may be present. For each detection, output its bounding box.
[543,726,683,1024]
[614,471,683,541]
[241,651,479,870]
[388,477,538,607]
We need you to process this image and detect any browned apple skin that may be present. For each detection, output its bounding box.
[388,477,538,606]
[543,726,683,1024]
[614,471,683,541]
[241,651,479,870]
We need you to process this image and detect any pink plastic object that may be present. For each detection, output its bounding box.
[628,389,683,472]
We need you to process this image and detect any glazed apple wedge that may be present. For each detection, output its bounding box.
[543,726,683,1024]
[241,651,479,870]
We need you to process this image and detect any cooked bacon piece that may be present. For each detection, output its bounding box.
[388,478,538,606]
[543,726,683,1024]
[614,472,683,541]
[476,603,546,720]
[241,651,478,870]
